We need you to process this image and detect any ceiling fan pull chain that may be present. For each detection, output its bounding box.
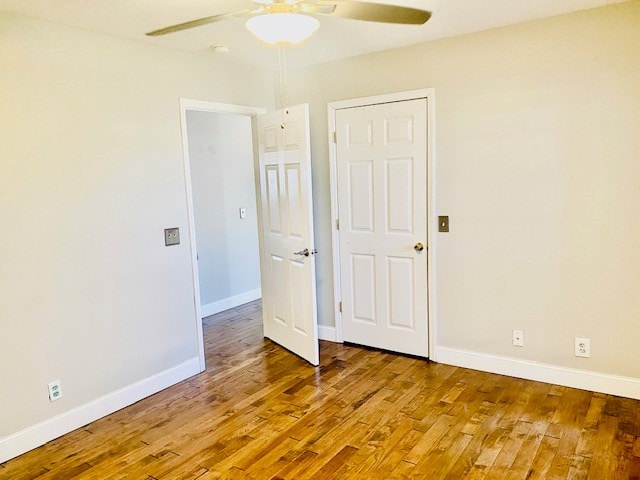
[278,43,289,129]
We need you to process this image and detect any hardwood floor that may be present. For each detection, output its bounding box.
[3,300,640,479]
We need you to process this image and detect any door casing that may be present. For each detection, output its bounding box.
[179,98,266,372]
[327,89,437,360]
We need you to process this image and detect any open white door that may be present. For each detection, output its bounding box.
[257,104,319,365]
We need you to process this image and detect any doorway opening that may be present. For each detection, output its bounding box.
[179,99,266,371]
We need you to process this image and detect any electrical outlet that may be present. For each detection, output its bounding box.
[575,337,590,358]
[48,380,62,402]
[164,227,180,246]
[512,329,524,347]
[239,207,247,219]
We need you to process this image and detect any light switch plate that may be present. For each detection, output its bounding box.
[164,228,180,246]
[438,216,450,232]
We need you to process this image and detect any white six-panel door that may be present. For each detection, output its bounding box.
[257,104,319,365]
[336,99,428,357]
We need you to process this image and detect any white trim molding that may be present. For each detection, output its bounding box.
[201,289,262,318]
[327,89,437,359]
[436,346,640,400]
[318,325,338,342]
[0,358,201,463]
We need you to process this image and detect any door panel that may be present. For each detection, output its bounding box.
[285,165,303,237]
[348,121,373,147]
[387,256,414,329]
[336,98,428,357]
[270,254,287,325]
[385,157,413,233]
[266,166,282,234]
[386,116,414,143]
[257,104,319,365]
[351,253,377,324]
[349,161,375,231]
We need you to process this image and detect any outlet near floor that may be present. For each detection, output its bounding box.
[575,338,591,358]
[48,380,62,402]
[512,330,524,347]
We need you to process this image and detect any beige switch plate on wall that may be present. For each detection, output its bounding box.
[164,227,180,246]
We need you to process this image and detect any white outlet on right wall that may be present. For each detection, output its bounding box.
[575,337,590,358]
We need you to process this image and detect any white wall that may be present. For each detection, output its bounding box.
[0,10,272,456]
[287,2,640,379]
[186,111,261,310]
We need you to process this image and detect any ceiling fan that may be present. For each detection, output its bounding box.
[146,0,431,45]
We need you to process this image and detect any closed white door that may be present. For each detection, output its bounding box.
[336,98,428,357]
[257,104,319,365]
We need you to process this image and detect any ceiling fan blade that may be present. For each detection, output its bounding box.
[146,8,262,36]
[318,0,430,24]
[300,4,337,14]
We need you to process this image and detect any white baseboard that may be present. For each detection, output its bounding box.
[0,357,201,463]
[201,289,262,318]
[435,346,640,400]
[318,325,338,342]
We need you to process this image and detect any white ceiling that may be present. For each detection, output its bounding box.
[0,0,628,69]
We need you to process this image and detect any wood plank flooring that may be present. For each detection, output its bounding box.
[2,300,640,479]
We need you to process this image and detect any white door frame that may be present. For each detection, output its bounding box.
[327,89,437,360]
[179,98,266,372]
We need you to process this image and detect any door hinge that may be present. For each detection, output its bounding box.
[332,131,337,143]
[336,219,340,230]
[339,301,342,313]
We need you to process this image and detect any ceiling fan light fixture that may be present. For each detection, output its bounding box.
[245,13,319,45]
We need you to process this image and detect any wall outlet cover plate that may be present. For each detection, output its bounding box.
[164,228,180,246]
[575,337,590,358]
[512,329,524,347]
[48,380,62,402]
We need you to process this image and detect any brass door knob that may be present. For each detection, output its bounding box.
[414,242,425,252]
